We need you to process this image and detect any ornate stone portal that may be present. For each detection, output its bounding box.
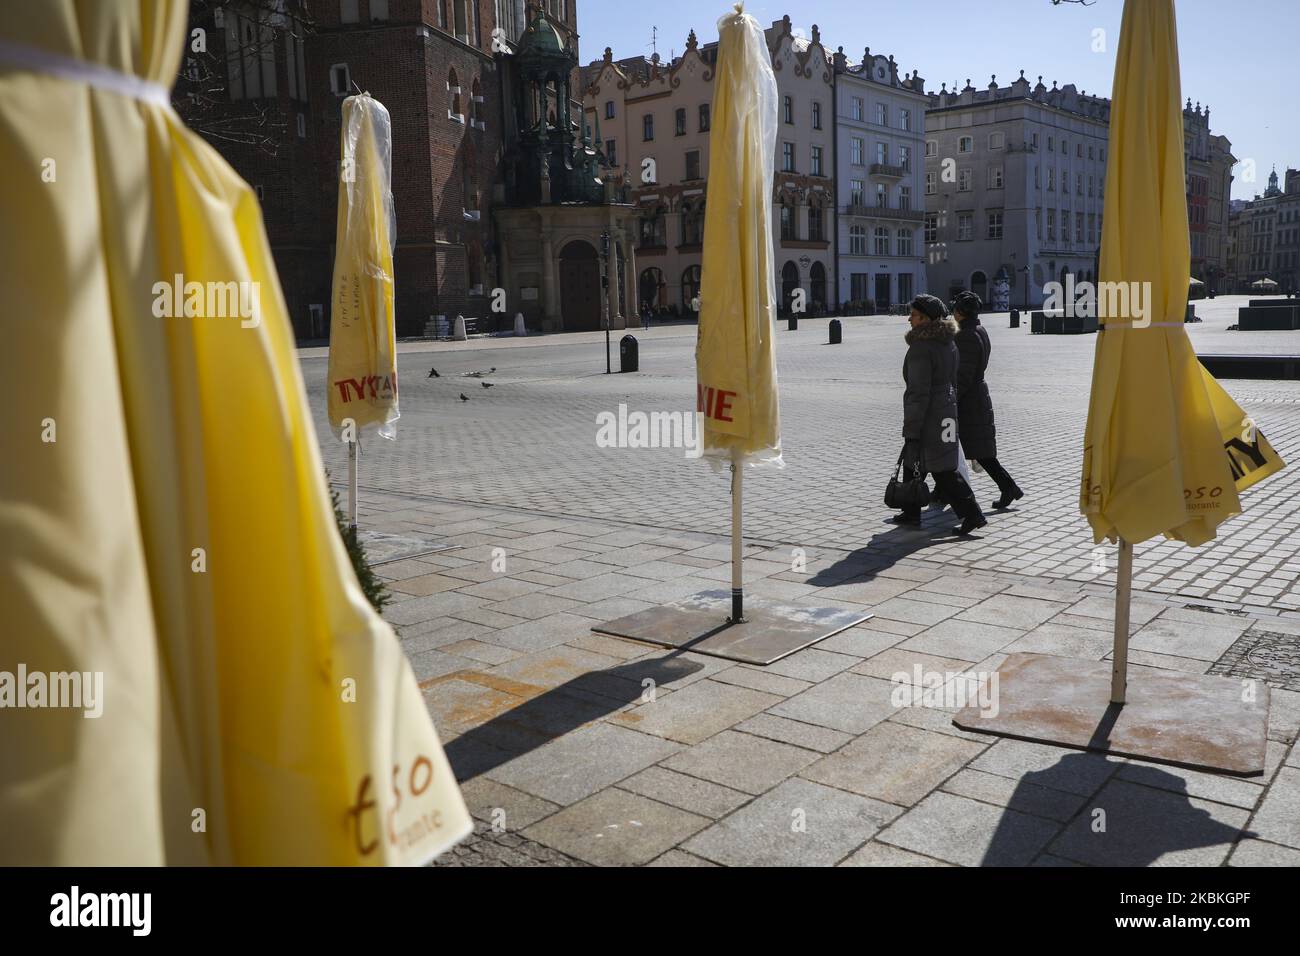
[495,10,637,333]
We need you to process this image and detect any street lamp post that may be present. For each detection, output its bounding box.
[1021,265,1031,311]
[600,229,611,374]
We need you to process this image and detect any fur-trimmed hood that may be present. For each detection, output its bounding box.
[905,315,959,346]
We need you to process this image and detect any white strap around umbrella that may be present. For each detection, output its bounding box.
[0,37,172,106]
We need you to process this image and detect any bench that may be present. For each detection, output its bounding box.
[1199,354,1300,380]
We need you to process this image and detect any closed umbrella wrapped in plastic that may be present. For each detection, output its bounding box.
[697,2,781,624]
[0,1,469,864]
[327,92,400,527]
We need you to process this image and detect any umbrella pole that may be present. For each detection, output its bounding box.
[348,439,359,532]
[730,457,744,624]
[1110,537,1133,704]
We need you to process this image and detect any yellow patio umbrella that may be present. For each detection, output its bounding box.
[1081,0,1284,703]
[327,92,400,529]
[0,2,469,864]
[696,2,782,623]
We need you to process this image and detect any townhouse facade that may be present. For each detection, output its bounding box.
[1226,167,1300,292]
[582,16,836,316]
[832,47,929,311]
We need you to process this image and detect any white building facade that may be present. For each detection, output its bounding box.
[833,47,929,311]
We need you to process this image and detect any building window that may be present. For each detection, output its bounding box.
[876,141,888,165]
[1060,209,1069,244]
[811,145,824,177]
[639,206,667,247]
[898,145,910,172]
[341,0,359,23]
[958,169,971,192]
[1031,132,1039,148]
[444,68,460,118]
[681,200,704,244]
[470,78,483,128]
[605,100,615,119]
[675,108,686,136]
[1047,167,1055,191]
[1088,175,1094,197]
[851,96,863,121]
[875,183,887,208]
[783,95,794,124]
[809,205,823,241]
[1061,138,1067,154]
[332,63,353,98]
[925,171,936,195]
[1076,211,1085,243]
[605,139,617,165]
[988,165,1003,189]
[699,104,710,131]
[924,213,938,243]
[782,142,795,172]
[897,229,913,256]
[957,213,973,241]
[1047,209,1056,241]
[925,139,937,157]
[874,226,890,255]
[685,149,701,181]
[1034,166,1040,189]
[849,226,867,255]
[370,0,389,19]
[875,102,887,125]
[1077,143,1083,158]
[899,108,911,131]
[851,272,870,299]
[987,210,1003,239]
[899,185,911,211]
[1077,173,1083,196]
[780,203,794,240]
[850,179,865,206]
[812,101,822,130]
[989,131,1004,149]
[850,138,864,166]
[958,135,973,153]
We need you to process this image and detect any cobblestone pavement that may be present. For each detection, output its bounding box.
[300,294,1300,866]
[305,295,1300,615]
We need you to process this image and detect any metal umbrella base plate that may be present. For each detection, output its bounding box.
[953,653,1269,776]
[592,589,872,666]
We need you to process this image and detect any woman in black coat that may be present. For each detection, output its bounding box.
[893,295,987,535]
[951,291,1023,509]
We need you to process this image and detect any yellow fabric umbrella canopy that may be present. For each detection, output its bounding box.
[0,2,469,864]
[1080,0,1281,548]
[695,4,782,470]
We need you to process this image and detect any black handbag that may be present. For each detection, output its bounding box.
[885,448,931,510]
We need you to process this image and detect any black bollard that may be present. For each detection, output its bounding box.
[829,318,842,344]
[619,335,639,372]
[1010,308,1020,329]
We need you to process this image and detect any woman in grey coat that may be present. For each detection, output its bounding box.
[952,291,1023,509]
[893,295,987,535]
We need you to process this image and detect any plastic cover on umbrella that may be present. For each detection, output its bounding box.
[0,1,469,864]
[327,93,399,442]
[695,3,782,471]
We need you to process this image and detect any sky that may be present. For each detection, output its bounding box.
[578,0,1298,201]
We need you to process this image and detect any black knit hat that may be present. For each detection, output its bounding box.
[952,291,982,319]
[910,294,947,321]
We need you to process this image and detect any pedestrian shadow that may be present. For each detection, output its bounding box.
[806,519,970,588]
[978,750,1256,866]
[443,651,704,782]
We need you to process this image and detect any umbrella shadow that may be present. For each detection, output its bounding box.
[443,650,705,782]
[978,751,1255,866]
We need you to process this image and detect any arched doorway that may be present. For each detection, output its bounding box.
[639,267,665,313]
[809,262,827,312]
[781,261,800,315]
[559,240,601,331]
[970,270,988,304]
[681,265,702,313]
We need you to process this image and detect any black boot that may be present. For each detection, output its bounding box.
[991,485,1024,510]
[955,513,988,535]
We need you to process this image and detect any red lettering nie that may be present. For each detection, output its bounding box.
[697,384,737,423]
